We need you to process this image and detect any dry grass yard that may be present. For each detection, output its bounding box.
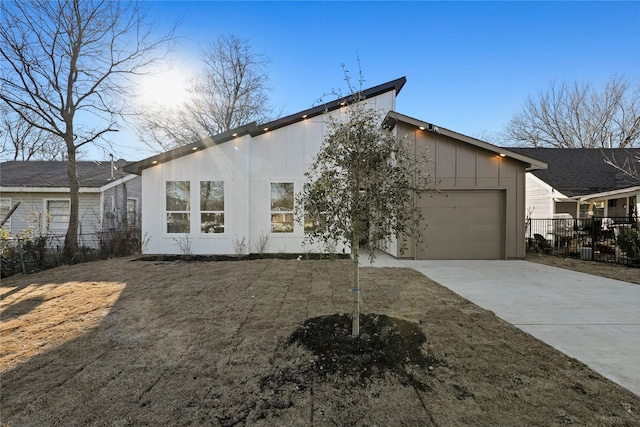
[1,256,638,426]
[526,253,640,285]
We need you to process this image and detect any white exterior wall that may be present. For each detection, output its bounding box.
[141,92,396,255]
[524,173,557,219]
[0,191,103,248]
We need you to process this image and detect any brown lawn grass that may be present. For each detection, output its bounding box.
[526,253,640,285]
[1,257,638,426]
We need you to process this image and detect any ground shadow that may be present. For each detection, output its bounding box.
[1,296,45,321]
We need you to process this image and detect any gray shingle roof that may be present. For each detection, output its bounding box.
[507,148,639,197]
[0,161,129,188]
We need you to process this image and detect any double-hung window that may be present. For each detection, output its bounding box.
[200,181,224,233]
[127,198,138,229]
[166,181,190,233]
[46,200,70,234]
[0,198,11,230]
[270,182,294,233]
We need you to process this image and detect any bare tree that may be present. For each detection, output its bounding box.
[137,34,275,150]
[0,0,173,259]
[0,106,65,160]
[504,75,640,148]
[603,149,640,181]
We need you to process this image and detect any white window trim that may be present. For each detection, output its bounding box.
[126,197,139,229]
[0,197,11,231]
[269,181,296,235]
[199,180,226,236]
[44,198,71,234]
[164,180,191,235]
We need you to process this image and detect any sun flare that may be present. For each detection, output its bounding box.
[137,67,191,108]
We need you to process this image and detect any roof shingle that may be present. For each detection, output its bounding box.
[507,148,639,197]
[0,161,129,188]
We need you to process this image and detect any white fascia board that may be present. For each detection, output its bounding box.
[99,174,138,192]
[0,186,101,193]
[526,173,569,199]
[578,186,640,202]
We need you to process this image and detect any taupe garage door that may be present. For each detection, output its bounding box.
[416,190,505,260]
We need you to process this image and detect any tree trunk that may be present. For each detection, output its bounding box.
[63,146,79,260]
[352,236,360,338]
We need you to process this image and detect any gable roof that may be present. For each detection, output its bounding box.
[385,112,548,171]
[507,148,639,197]
[0,161,130,189]
[124,77,407,175]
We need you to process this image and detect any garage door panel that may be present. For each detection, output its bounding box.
[417,190,505,260]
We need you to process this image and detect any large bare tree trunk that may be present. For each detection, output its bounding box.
[63,147,79,260]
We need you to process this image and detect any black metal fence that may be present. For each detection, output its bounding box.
[526,217,640,267]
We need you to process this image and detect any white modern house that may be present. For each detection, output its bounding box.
[125,77,546,259]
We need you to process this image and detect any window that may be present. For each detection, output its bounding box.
[47,200,70,234]
[0,198,11,230]
[166,181,190,233]
[270,182,294,233]
[127,198,138,229]
[579,201,605,218]
[200,181,224,233]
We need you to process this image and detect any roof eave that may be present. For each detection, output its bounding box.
[124,123,258,175]
[124,77,407,175]
[384,111,548,171]
[251,76,407,136]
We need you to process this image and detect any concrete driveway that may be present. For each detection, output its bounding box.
[364,255,640,396]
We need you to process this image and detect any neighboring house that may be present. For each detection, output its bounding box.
[0,161,141,249]
[508,148,640,221]
[125,77,546,259]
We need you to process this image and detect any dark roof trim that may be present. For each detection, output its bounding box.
[124,77,407,175]
[124,123,257,175]
[384,111,548,171]
[250,76,406,136]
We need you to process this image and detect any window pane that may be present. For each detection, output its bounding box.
[166,181,190,211]
[271,213,294,233]
[201,213,224,233]
[200,181,224,211]
[270,183,294,211]
[47,200,70,232]
[0,199,10,228]
[167,213,190,233]
[127,199,137,229]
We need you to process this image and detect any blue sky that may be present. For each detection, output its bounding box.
[100,1,639,161]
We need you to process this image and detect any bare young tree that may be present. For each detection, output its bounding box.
[137,34,275,150]
[0,0,173,259]
[504,75,640,148]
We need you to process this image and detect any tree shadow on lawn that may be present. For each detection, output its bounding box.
[1,257,639,426]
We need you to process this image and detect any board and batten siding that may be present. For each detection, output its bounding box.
[140,91,397,255]
[395,123,528,259]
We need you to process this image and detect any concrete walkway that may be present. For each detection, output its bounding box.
[362,253,640,396]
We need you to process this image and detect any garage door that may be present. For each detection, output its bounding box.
[416,190,505,260]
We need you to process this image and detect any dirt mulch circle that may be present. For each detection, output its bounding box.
[286,313,440,388]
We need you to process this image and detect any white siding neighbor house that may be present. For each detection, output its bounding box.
[509,148,640,221]
[0,161,141,249]
[125,77,546,259]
